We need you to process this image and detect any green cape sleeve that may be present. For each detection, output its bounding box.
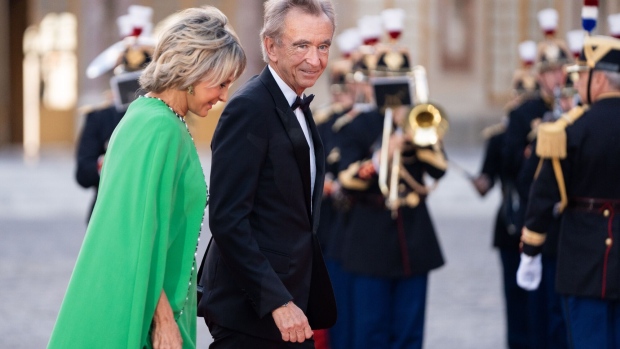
[48,100,199,349]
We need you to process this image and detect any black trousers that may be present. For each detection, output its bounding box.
[207,323,315,349]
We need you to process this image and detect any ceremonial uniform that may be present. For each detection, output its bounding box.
[526,97,620,297]
[503,96,551,205]
[525,95,620,348]
[477,126,529,349]
[338,109,445,349]
[75,106,124,220]
[520,33,620,348]
[315,104,353,349]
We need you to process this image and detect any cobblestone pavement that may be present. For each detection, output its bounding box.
[0,141,506,349]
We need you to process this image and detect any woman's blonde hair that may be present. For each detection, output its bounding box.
[140,6,246,93]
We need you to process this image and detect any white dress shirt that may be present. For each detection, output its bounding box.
[268,66,316,210]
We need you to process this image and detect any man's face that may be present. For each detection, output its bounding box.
[538,67,564,95]
[266,8,334,95]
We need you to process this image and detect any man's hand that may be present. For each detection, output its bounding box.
[272,301,313,343]
[472,174,491,196]
[516,253,542,291]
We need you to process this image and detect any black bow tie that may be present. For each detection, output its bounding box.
[291,94,314,112]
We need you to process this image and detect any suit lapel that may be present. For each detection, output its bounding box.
[304,108,325,231]
[260,68,313,221]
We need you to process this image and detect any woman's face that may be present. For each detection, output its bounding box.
[186,77,233,117]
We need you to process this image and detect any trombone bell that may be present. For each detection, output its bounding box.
[406,103,448,147]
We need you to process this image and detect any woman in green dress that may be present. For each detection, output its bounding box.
[47,7,246,349]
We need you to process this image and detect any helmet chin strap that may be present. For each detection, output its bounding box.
[587,69,594,105]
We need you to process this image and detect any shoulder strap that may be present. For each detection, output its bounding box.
[536,105,587,159]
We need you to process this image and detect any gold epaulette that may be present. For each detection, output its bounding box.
[314,103,349,126]
[481,122,507,140]
[536,106,587,159]
[332,108,360,133]
[534,105,588,214]
[313,106,334,126]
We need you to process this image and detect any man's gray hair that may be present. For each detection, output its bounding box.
[603,70,620,90]
[259,0,336,63]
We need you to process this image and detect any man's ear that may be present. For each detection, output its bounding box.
[264,37,278,63]
[594,70,608,86]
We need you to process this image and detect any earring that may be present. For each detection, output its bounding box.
[188,85,194,95]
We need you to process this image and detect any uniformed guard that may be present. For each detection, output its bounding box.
[75,5,154,221]
[500,8,574,348]
[471,38,547,349]
[517,33,620,348]
[504,40,540,112]
[337,10,446,348]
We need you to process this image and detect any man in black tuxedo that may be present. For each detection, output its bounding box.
[198,0,337,347]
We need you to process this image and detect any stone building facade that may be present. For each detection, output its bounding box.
[1,0,619,148]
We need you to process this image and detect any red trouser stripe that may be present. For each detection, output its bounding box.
[601,204,614,298]
[396,209,412,276]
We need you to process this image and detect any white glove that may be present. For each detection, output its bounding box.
[516,253,542,291]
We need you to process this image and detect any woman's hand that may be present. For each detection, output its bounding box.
[151,291,183,349]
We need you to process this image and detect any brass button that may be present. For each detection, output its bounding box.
[604,209,610,217]
[606,238,613,246]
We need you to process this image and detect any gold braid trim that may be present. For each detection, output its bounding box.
[399,168,432,196]
[338,161,371,191]
[534,158,543,179]
[415,149,448,171]
[481,122,506,140]
[552,158,568,213]
[521,227,547,246]
[584,36,620,69]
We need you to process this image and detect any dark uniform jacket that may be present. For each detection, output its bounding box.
[75,106,124,220]
[316,109,349,262]
[337,110,445,278]
[479,130,521,249]
[502,96,551,232]
[198,67,337,340]
[519,137,561,256]
[525,96,620,299]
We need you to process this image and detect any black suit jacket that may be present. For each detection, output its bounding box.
[198,67,337,340]
[75,106,124,221]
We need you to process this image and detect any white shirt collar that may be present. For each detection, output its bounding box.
[268,65,300,107]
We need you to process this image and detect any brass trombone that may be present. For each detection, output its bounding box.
[378,66,448,215]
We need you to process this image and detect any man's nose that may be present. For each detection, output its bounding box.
[305,47,320,66]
